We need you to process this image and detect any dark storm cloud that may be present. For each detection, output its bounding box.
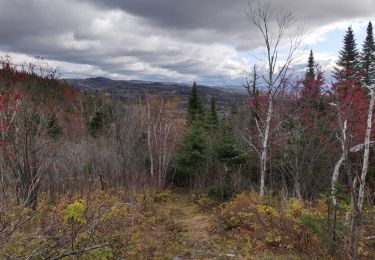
[89,0,375,30]
[0,0,373,84]
[89,0,249,31]
[88,0,375,47]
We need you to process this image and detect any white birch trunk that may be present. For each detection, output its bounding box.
[331,154,345,206]
[146,99,154,177]
[331,120,347,207]
[350,85,374,260]
[357,86,375,211]
[259,93,273,197]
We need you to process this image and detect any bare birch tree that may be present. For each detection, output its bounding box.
[351,84,375,259]
[144,96,182,191]
[246,2,303,197]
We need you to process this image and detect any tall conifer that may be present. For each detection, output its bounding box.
[305,50,316,81]
[361,22,375,85]
[187,82,204,124]
[172,82,208,188]
[333,27,360,82]
[207,97,219,128]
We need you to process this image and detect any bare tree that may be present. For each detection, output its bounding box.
[246,1,304,196]
[0,89,57,209]
[113,103,149,192]
[330,85,353,208]
[330,80,375,259]
[144,95,182,191]
[351,84,375,259]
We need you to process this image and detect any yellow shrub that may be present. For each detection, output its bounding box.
[256,205,279,217]
[64,200,87,225]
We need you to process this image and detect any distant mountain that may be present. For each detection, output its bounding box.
[66,77,248,111]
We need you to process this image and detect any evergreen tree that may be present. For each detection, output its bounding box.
[301,50,324,106]
[206,97,220,195]
[171,121,208,188]
[172,82,208,188]
[88,105,113,137]
[214,118,248,199]
[361,22,375,85]
[333,27,361,82]
[187,82,204,124]
[305,50,316,81]
[47,115,62,139]
[215,119,242,164]
[207,97,219,128]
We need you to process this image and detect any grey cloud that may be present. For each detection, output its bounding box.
[0,0,373,85]
[88,0,375,46]
[88,0,375,30]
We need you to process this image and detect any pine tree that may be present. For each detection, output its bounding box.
[187,82,204,124]
[333,27,361,82]
[361,22,375,85]
[207,97,218,128]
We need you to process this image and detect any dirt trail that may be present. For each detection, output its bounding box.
[160,191,292,260]
[160,191,228,259]
[160,191,306,260]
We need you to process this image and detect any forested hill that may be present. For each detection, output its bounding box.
[66,77,248,110]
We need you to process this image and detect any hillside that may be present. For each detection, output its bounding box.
[66,77,248,111]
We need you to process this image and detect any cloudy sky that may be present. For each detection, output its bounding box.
[0,0,374,86]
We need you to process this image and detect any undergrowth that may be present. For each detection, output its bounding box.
[0,189,188,259]
[211,192,373,258]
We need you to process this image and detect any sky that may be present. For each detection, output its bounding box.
[0,0,374,87]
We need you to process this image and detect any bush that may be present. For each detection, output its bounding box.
[197,193,219,211]
[213,193,324,257]
[64,200,87,225]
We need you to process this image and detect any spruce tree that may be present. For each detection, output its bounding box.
[207,97,219,128]
[305,50,316,81]
[172,120,208,189]
[361,22,375,85]
[172,81,208,188]
[333,27,360,82]
[302,50,324,102]
[172,121,208,174]
[215,119,242,164]
[47,115,62,139]
[214,118,248,199]
[187,81,204,124]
